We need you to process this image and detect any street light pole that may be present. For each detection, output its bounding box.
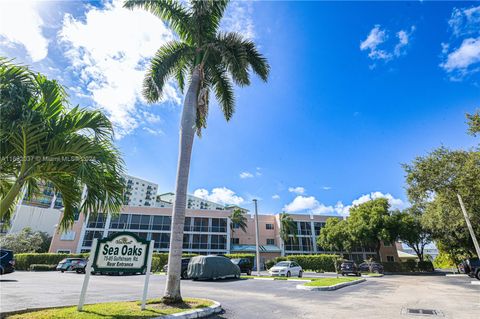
[253,199,261,276]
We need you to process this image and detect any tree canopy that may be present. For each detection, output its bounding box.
[0,227,51,253]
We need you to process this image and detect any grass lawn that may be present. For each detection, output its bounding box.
[6,298,213,319]
[303,277,360,287]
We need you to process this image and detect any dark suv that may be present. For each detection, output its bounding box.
[340,260,361,276]
[231,258,253,275]
[0,249,15,275]
[163,258,191,279]
[358,261,384,274]
[461,258,480,280]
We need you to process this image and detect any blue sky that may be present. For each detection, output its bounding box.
[1,0,479,215]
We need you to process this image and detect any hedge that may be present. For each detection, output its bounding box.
[382,261,434,272]
[15,253,89,271]
[265,255,340,272]
[151,253,255,272]
[29,264,57,271]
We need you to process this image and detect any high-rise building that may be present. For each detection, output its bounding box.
[122,174,158,207]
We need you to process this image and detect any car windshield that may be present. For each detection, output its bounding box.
[275,262,290,267]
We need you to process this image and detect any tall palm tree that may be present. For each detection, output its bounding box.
[229,208,248,234]
[123,0,269,302]
[279,212,297,255]
[0,58,125,230]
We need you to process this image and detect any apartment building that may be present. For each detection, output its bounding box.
[122,175,158,207]
[157,193,226,210]
[49,207,400,265]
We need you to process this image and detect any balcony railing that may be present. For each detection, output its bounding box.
[183,226,227,233]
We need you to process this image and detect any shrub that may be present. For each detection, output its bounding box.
[224,254,255,265]
[151,253,198,272]
[15,253,89,271]
[417,261,435,272]
[382,261,435,272]
[29,264,57,271]
[265,255,339,272]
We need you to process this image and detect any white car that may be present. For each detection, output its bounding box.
[268,261,303,277]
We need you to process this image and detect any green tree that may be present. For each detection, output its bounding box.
[393,209,431,262]
[0,59,125,230]
[404,148,480,257]
[279,212,297,254]
[317,217,353,256]
[229,208,247,233]
[466,110,480,136]
[123,0,269,303]
[0,227,51,253]
[348,198,396,261]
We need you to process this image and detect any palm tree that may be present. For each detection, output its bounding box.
[229,208,248,235]
[279,212,297,255]
[124,0,269,302]
[123,0,269,303]
[0,58,125,230]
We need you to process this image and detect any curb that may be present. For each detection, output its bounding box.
[361,274,384,278]
[296,278,366,291]
[472,281,480,285]
[445,274,467,277]
[157,300,222,319]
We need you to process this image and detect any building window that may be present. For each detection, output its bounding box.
[184,217,192,231]
[231,238,240,245]
[386,255,395,262]
[265,223,274,230]
[87,213,106,229]
[152,233,170,249]
[152,216,171,231]
[211,218,227,232]
[57,249,71,254]
[60,231,75,241]
[210,235,226,250]
[110,214,129,229]
[192,217,209,232]
[130,214,151,230]
[192,234,208,249]
[266,238,275,245]
[285,236,312,251]
[314,222,325,236]
[82,230,103,247]
[298,222,311,235]
[183,234,191,249]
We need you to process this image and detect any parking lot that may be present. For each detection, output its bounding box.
[1,272,479,318]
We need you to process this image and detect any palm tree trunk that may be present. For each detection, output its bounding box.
[0,180,23,220]
[163,68,201,303]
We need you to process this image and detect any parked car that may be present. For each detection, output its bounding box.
[341,260,361,276]
[56,258,86,272]
[162,258,191,279]
[0,249,15,275]
[268,261,303,277]
[358,261,384,274]
[461,258,480,280]
[187,255,240,280]
[231,258,252,275]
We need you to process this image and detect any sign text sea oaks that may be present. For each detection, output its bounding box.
[93,232,149,273]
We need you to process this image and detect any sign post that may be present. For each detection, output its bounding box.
[77,232,153,312]
[141,240,154,310]
[78,238,97,311]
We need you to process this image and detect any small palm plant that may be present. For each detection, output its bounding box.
[0,58,125,230]
[124,0,269,303]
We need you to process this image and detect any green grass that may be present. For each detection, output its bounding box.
[303,277,360,287]
[6,298,213,319]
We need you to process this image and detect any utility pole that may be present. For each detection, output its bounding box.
[253,199,261,276]
[457,194,480,258]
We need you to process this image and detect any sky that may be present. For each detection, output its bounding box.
[1,0,479,216]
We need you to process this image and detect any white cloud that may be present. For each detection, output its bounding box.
[193,187,244,206]
[282,191,405,216]
[0,0,48,61]
[288,186,305,195]
[59,0,180,137]
[441,6,480,80]
[239,172,254,179]
[322,186,332,190]
[221,0,255,39]
[143,127,163,136]
[283,196,318,212]
[360,24,415,65]
[272,194,280,200]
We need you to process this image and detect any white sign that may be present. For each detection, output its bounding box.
[94,233,148,272]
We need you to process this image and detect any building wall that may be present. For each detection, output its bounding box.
[158,193,226,211]
[9,205,62,236]
[123,175,158,207]
[49,213,86,253]
[232,214,277,246]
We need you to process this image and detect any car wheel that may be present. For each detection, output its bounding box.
[298,271,303,278]
[182,270,188,279]
[476,270,480,281]
[247,269,251,276]
[287,271,291,277]
[61,270,64,273]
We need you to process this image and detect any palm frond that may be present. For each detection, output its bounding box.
[124,0,193,43]
[206,64,235,121]
[143,41,193,103]
[213,33,250,86]
[242,39,270,81]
